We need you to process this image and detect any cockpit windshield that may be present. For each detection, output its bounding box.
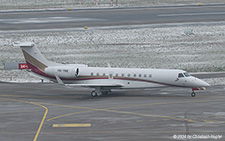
[184,73,191,77]
[178,72,191,78]
[178,73,184,78]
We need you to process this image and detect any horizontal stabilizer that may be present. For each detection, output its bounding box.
[13,42,35,47]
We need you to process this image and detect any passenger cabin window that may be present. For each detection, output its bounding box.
[139,74,142,77]
[96,73,99,76]
[121,74,124,77]
[133,74,136,77]
[91,72,94,76]
[103,73,106,76]
[115,73,119,77]
[144,74,147,77]
[128,74,131,77]
[178,73,184,78]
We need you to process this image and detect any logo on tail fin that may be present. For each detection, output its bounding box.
[22,50,47,72]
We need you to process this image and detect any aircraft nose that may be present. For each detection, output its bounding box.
[196,78,210,87]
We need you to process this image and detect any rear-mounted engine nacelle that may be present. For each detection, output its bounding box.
[45,67,79,78]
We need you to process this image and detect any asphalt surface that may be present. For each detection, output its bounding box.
[1,5,225,31]
[0,82,224,141]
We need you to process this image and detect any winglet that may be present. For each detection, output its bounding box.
[55,74,64,85]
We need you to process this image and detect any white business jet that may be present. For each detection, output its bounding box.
[14,42,210,97]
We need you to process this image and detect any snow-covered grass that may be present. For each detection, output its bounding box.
[203,78,225,86]
[0,70,47,83]
[1,23,225,71]
[1,23,225,83]
[0,0,224,10]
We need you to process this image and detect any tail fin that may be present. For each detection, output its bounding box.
[14,42,60,73]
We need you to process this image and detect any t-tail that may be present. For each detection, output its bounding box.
[13,42,62,76]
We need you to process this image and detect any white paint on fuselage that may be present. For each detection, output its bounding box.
[49,66,188,89]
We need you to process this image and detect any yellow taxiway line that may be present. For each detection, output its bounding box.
[47,110,93,121]
[32,102,48,141]
[42,98,225,122]
[0,97,48,141]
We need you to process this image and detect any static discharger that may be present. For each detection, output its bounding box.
[53,124,91,127]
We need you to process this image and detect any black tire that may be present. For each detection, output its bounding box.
[96,92,102,96]
[191,92,196,97]
[102,91,108,95]
[91,91,97,97]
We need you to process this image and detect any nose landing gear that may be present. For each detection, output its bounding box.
[191,91,196,97]
[191,88,199,97]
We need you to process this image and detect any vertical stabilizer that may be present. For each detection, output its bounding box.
[13,42,60,73]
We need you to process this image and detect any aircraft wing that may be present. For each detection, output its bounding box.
[65,83,124,88]
[55,74,124,88]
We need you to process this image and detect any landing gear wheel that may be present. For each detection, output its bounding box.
[191,92,196,97]
[96,92,102,96]
[102,91,108,95]
[91,91,97,97]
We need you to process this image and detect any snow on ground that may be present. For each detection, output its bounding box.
[203,78,225,86]
[1,22,225,84]
[0,0,224,10]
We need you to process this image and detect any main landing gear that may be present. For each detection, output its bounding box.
[91,91,99,97]
[91,87,111,97]
[91,90,111,97]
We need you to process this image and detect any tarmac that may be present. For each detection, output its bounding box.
[0,82,224,141]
